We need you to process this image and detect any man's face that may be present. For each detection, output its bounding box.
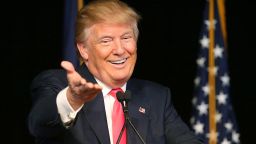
[79,22,137,88]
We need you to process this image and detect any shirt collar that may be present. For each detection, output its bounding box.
[94,77,127,96]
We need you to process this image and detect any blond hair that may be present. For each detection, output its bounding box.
[75,0,141,44]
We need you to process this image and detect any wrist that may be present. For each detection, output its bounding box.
[67,88,84,110]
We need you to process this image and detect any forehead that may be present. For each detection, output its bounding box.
[91,22,133,33]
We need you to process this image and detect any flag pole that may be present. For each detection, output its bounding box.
[78,0,84,11]
[208,0,217,143]
[77,0,84,65]
[217,0,227,48]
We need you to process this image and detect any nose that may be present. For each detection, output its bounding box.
[113,39,125,55]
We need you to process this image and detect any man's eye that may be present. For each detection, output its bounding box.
[122,36,132,40]
[102,40,110,43]
[100,38,112,44]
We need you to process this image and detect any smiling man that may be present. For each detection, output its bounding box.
[28,0,203,144]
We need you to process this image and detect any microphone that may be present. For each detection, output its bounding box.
[116,91,131,113]
[116,90,146,144]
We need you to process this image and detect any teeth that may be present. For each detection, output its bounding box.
[111,58,126,64]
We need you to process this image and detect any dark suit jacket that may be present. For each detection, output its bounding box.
[28,64,203,144]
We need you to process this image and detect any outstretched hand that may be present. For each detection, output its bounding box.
[61,61,102,110]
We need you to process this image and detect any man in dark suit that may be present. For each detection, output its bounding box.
[28,0,203,143]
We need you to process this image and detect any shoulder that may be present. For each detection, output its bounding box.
[129,78,169,91]
[31,69,67,88]
[128,78,171,97]
[33,69,66,81]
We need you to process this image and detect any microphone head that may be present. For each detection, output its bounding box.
[116,91,125,102]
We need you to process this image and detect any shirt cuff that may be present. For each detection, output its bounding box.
[56,87,84,124]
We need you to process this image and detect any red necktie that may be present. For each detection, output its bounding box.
[109,88,126,144]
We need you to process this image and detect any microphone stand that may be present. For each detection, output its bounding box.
[116,92,146,144]
[126,114,146,144]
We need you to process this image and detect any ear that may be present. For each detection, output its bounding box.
[77,43,88,60]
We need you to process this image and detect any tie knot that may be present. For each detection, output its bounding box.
[109,88,123,98]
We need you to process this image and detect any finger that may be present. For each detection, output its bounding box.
[61,61,75,73]
[94,84,102,90]
[80,79,86,85]
[86,82,94,89]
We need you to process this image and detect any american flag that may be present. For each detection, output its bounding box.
[190,0,240,144]
[62,0,84,67]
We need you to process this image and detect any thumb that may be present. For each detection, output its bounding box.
[61,61,75,73]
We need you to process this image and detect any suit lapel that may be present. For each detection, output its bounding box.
[82,93,110,144]
[78,64,110,144]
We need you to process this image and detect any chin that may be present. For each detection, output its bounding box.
[113,74,129,82]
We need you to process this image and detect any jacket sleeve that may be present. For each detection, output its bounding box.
[28,69,68,138]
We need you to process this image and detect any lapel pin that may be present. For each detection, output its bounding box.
[138,106,146,114]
